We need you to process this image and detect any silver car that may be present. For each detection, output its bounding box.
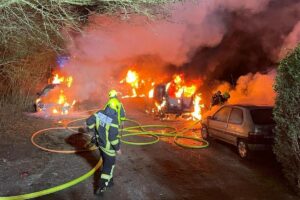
[201,105,275,158]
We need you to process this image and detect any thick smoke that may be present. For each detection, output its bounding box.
[61,0,299,105]
[280,21,300,58]
[203,70,276,118]
[214,70,276,105]
[182,0,300,82]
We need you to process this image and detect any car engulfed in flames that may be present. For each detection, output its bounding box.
[147,75,204,120]
[34,65,204,120]
[34,73,76,115]
[120,70,204,121]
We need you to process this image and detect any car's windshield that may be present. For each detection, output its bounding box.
[250,108,275,125]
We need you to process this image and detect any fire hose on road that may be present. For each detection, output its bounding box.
[120,119,209,149]
[0,116,209,200]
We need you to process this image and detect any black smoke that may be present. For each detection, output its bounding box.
[180,0,300,83]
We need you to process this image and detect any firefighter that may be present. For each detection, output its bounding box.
[211,91,222,107]
[86,98,122,195]
[88,90,126,147]
[210,91,230,108]
[104,89,126,125]
[222,91,230,102]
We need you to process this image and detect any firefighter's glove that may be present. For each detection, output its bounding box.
[116,149,122,156]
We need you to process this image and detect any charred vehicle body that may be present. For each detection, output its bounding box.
[34,73,76,115]
[149,84,195,119]
[34,83,58,112]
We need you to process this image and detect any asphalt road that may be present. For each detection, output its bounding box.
[0,100,298,200]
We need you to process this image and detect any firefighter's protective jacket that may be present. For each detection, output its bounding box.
[86,109,120,157]
[103,97,126,125]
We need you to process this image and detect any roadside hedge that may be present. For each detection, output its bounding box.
[274,43,300,194]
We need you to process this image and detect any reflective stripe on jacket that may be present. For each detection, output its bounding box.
[86,110,120,156]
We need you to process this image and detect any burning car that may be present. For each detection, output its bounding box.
[148,75,203,120]
[149,84,193,116]
[119,69,204,121]
[34,83,57,112]
[34,74,76,115]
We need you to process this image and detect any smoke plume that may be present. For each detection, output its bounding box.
[60,0,299,105]
[279,21,300,58]
[214,70,276,105]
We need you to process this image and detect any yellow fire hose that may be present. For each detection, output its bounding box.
[0,159,102,200]
[120,119,209,149]
[0,116,208,199]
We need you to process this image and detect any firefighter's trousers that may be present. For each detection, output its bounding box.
[99,150,116,188]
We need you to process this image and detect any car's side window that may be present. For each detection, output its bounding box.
[213,107,231,122]
[228,108,243,124]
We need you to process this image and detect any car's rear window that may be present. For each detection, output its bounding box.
[250,108,275,125]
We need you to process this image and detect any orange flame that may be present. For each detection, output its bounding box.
[52,74,64,84]
[66,76,73,88]
[183,85,196,97]
[149,88,154,98]
[121,69,146,98]
[174,75,183,85]
[175,88,184,98]
[57,90,66,105]
[155,99,167,111]
[148,73,204,121]
[45,73,76,115]
[125,70,139,88]
[192,94,204,120]
[166,74,198,98]
[52,74,73,88]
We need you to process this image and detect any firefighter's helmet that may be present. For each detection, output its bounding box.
[223,91,230,99]
[109,89,118,98]
[107,98,120,112]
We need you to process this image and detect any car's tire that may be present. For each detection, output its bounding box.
[201,126,209,140]
[237,139,249,159]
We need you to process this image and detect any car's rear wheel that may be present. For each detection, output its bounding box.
[237,139,249,158]
[201,126,209,140]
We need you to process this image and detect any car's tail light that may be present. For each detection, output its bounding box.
[249,127,264,138]
[250,127,264,135]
